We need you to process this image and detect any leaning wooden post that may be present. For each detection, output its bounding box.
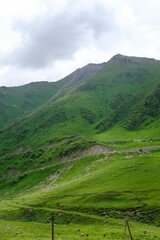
[126,218,133,240]
[124,218,127,240]
[52,212,54,240]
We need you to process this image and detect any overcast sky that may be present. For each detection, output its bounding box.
[0,0,160,86]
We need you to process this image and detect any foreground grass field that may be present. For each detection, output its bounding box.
[0,137,160,239]
[1,218,160,240]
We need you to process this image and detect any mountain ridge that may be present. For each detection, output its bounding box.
[0,54,160,153]
[0,61,109,130]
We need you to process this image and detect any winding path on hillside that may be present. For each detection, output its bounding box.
[123,145,160,153]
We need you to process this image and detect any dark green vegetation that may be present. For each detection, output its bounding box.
[0,81,65,129]
[0,62,106,130]
[0,54,160,152]
[0,54,160,239]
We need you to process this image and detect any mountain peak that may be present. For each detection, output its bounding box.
[110,54,139,64]
[110,54,157,64]
[63,62,107,85]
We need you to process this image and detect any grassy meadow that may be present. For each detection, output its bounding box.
[0,136,160,239]
[0,55,160,239]
[1,218,160,239]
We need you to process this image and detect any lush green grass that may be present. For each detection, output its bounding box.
[0,139,160,238]
[0,140,159,224]
[94,119,160,141]
[0,219,160,239]
[0,55,160,238]
[0,81,62,130]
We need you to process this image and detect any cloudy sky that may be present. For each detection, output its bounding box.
[0,0,160,86]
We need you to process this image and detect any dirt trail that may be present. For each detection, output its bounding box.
[124,145,160,153]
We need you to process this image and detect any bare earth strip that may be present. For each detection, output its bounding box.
[124,145,160,153]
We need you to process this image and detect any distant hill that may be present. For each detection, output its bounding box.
[0,81,62,129]
[0,54,160,152]
[0,63,107,130]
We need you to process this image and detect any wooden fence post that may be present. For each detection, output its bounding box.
[124,218,134,240]
[124,218,127,240]
[124,218,133,240]
[52,212,54,240]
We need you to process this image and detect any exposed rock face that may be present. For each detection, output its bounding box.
[59,144,114,162]
[61,62,107,89]
[52,62,108,99]
[110,54,155,65]
[69,62,107,82]
[110,54,139,64]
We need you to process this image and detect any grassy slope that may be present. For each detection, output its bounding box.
[1,218,160,240]
[0,138,160,238]
[0,55,160,153]
[0,81,64,129]
[0,139,160,239]
[0,55,160,239]
[0,61,106,131]
[1,219,160,239]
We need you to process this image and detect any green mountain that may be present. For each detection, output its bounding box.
[0,62,107,130]
[0,81,63,129]
[0,54,160,239]
[0,54,160,151]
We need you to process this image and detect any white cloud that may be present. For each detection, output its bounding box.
[0,0,160,86]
